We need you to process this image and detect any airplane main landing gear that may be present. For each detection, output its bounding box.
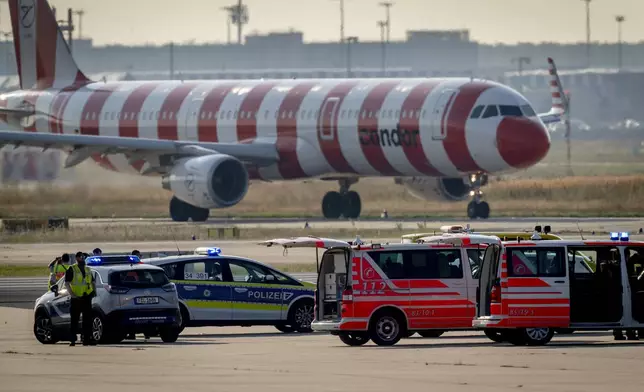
[466,173,490,219]
[321,179,361,219]
[169,196,210,222]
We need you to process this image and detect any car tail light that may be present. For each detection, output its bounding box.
[162,283,176,292]
[104,284,129,294]
[490,283,501,303]
[342,287,353,303]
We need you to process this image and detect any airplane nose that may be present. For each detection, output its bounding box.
[496,117,550,169]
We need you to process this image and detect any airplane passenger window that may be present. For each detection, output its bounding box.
[234,110,238,119]
[340,110,346,118]
[481,105,498,119]
[288,110,293,119]
[470,105,484,119]
[226,111,232,120]
[499,105,523,117]
[347,110,353,118]
[368,111,373,118]
[388,109,393,118]
[415,110,420,119]
[169,112,174,120]
[402,111,407,119]
[265,110,270,119]
[520,105,536,117]
[161,112,166,120]
[395,110,400,118]
[361,110,366,119]
[92,112,97,121]
[421,110,426,118]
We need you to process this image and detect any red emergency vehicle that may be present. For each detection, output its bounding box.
[261,233,500,346]
[474,231,644,345]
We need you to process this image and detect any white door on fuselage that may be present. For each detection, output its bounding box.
[431,89,457,140]
[318,97,340,141]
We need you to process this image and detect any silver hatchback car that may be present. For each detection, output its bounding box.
[33,255,182,344]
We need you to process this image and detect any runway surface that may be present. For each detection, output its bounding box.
[1,306,643,392]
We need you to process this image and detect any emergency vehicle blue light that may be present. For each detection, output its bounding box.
[610,232,629,241]
[86,255,141,266]
[206,247,222,257]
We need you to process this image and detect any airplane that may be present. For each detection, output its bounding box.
[0,0,567,222]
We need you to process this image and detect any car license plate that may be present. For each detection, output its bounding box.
[135,296,159,305]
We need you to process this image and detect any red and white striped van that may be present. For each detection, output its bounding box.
[474,232,644,345]
[261,234,500,346]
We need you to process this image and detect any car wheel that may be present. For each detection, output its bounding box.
[178,305,190,334]
[275,324,296,333]
[91,313,108,344]
[522,328,554,346]
[289,300,314,333]
[338,332,370,346]
[417,330,444,338]
[34,312,57,345]
[369,311,404,346]
[484,329,507,343]
[160,328,180,343]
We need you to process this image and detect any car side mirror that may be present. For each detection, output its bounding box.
[265,275,275,282]
[51,285,58,295]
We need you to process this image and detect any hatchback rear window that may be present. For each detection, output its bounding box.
[109,269,169,288]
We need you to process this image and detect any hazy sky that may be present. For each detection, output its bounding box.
[0,0,641,46]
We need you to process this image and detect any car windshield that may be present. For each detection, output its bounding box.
[109,269,169,288]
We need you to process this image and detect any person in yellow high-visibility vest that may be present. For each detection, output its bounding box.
[64,252,96,346]
[48,253,70,290]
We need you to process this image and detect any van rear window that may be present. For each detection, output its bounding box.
[507,248,566,277]
[367,249,463,279]
[109,269,169,288]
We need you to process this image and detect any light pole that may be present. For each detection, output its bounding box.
[378,2,393,42]
[581,0,591,68]
[330,0,346,43]
[73,9,85,40]
[346,36,358,78]
[616,15,625,71]
[377,21,386,75]
[221,6,234,44]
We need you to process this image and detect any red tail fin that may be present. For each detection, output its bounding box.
[8,0,90,90]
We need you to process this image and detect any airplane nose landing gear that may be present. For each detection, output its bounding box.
[466,173,490,219]
[321,179,361,219]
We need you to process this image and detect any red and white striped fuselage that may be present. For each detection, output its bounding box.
[1,77,551,181]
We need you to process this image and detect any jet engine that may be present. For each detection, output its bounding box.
[396,177,471,202]
[164,154,249,209]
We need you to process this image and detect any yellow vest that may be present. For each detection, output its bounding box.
[48,264,68,289]
[69,264,93,297]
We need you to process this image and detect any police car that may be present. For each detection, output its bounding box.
[143,247,316,333]
[33,255,182,345]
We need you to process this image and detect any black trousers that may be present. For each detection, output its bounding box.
[70,296,93,343]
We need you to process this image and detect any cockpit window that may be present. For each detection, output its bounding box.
[481,105,498,119]
[470,105,484,119]
[520,105,536,117]
[499,105,523,117]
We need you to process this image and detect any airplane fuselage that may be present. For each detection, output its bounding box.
[0,77,550,181]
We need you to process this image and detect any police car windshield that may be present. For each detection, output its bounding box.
[109,269,169,288]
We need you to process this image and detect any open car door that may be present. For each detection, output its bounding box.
[477,243,501,318]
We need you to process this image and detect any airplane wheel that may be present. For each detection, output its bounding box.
[322,191,343,219]
[467,201,490,219]
[170,197,190,222]
[190,207,210,222]
[342,191,361,219]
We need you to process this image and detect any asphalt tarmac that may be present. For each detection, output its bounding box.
[1,306,643,392]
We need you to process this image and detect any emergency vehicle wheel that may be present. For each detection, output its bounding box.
[160,328,180,343]
[417,330,444,338]
[484,329,507,343]
[34,313,57,344]
[339,332,370,346]
[522,328,554,346]
[369,311,404,346]
[322,191,343,219]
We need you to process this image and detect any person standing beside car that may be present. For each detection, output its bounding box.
[48,253,70,290]
[65,252,96,346]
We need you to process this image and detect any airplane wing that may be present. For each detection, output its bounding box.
[0,130,279,174]
[537,57,569,125]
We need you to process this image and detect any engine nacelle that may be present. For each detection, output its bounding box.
[165,154,249,209]
[397,177,471,202]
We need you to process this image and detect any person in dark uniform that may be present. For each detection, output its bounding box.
[65,252,96,346]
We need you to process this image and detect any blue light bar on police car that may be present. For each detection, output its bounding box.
[206,247,222,256]
[86,255,141,266]
[609,232,629,241]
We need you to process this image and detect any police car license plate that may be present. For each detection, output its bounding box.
[135,296,159,305]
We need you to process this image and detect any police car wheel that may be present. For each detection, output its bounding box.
[523,328,554,346]
[289,301,314,333]
[275,324,296,333]
[91,313,106,343]
[369,312,404,346]
[34,313,57,344]
[160,328,180,343]
[338,332,370,346]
